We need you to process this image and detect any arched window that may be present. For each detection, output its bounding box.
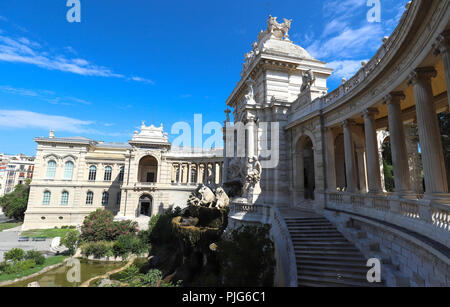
[102,192,109,206]
[64,161,74,180]
[119,166,125,182]
[86,191,94,205]
[104,166,112,181]
[61,191,69,206]
[43,191,51,205]
[88,166,97,181]
[46,161,56,179]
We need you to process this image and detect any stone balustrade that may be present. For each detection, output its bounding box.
[269,206,298,287]
[326,191,450,247]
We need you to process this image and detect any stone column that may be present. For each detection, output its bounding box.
[356,147,367,193]
[177,164,182,184]
[408,67,448,194]
[246,118,256,158]
[404,122,424,195]
[343,120,358,193]
[187,163,192,184]
[325,128,337,191]
[383,92,411,195]
[362,108,382,193]
[212,162,216,185]
[434,30,450,109]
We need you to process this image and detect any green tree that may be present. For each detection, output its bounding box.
[61,230,81,256]
[0,179,30,221]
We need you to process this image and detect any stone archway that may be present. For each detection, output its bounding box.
[294,134,316,201]
[139,194,153,217]
[138,155,158,183]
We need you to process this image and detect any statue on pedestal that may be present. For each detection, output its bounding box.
[241,157,262,200]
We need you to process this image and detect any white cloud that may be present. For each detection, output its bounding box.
[307,24,383,59]
[0,85,91,106]
[0,110,96,134]
[327,59,368,80]
[0,85,39,97]
[323,0,365,17]
[0,32,153,84]
[130,76,155,85]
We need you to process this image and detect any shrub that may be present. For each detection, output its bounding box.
[118,265,178,287]
[4,248,25,262]
[217,225,275,287]
[12,259,36,273]
[113,234,146,258]
[0,261,12,274]
[149,208,180,245]
[61,230,80,256]
[80,209,138,242]
[81,241,113,259]
[24,250,45,265]
[1,259,37,274]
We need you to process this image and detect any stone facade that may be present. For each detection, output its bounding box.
[225,1,450,286]
[22,124,223,230]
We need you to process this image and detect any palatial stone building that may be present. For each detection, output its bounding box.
[23,124,223,230]
[224,1,450,287]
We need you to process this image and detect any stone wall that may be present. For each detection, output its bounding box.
[324,209,450,287]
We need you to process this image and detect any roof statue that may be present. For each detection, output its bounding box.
[301,69,316,92]
[266,15,292,41]
[241,16,314,77]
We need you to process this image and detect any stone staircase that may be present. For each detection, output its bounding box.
[284,216,385,287]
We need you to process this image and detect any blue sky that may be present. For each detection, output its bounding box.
[0,0,408,155]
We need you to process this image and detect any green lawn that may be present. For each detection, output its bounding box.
[20,228,75,239]
[0,255,67,283]
[0,222,22,232]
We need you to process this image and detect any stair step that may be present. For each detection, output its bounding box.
[286,225,338,230]
[294,245,360,252]
[288,228,339,233]
[286,223,334,228]
[292,237,348,242]
[298,269,368,282]
[296,255,366,264]
[298,275,380,287]
[285,218,329,222]
[298,264,370,275]
[290,232,342,237]
[292,241,354,247]
[296,259,369,269]
[295,249,363,257]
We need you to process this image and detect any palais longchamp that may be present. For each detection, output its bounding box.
[22,1,450,287]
